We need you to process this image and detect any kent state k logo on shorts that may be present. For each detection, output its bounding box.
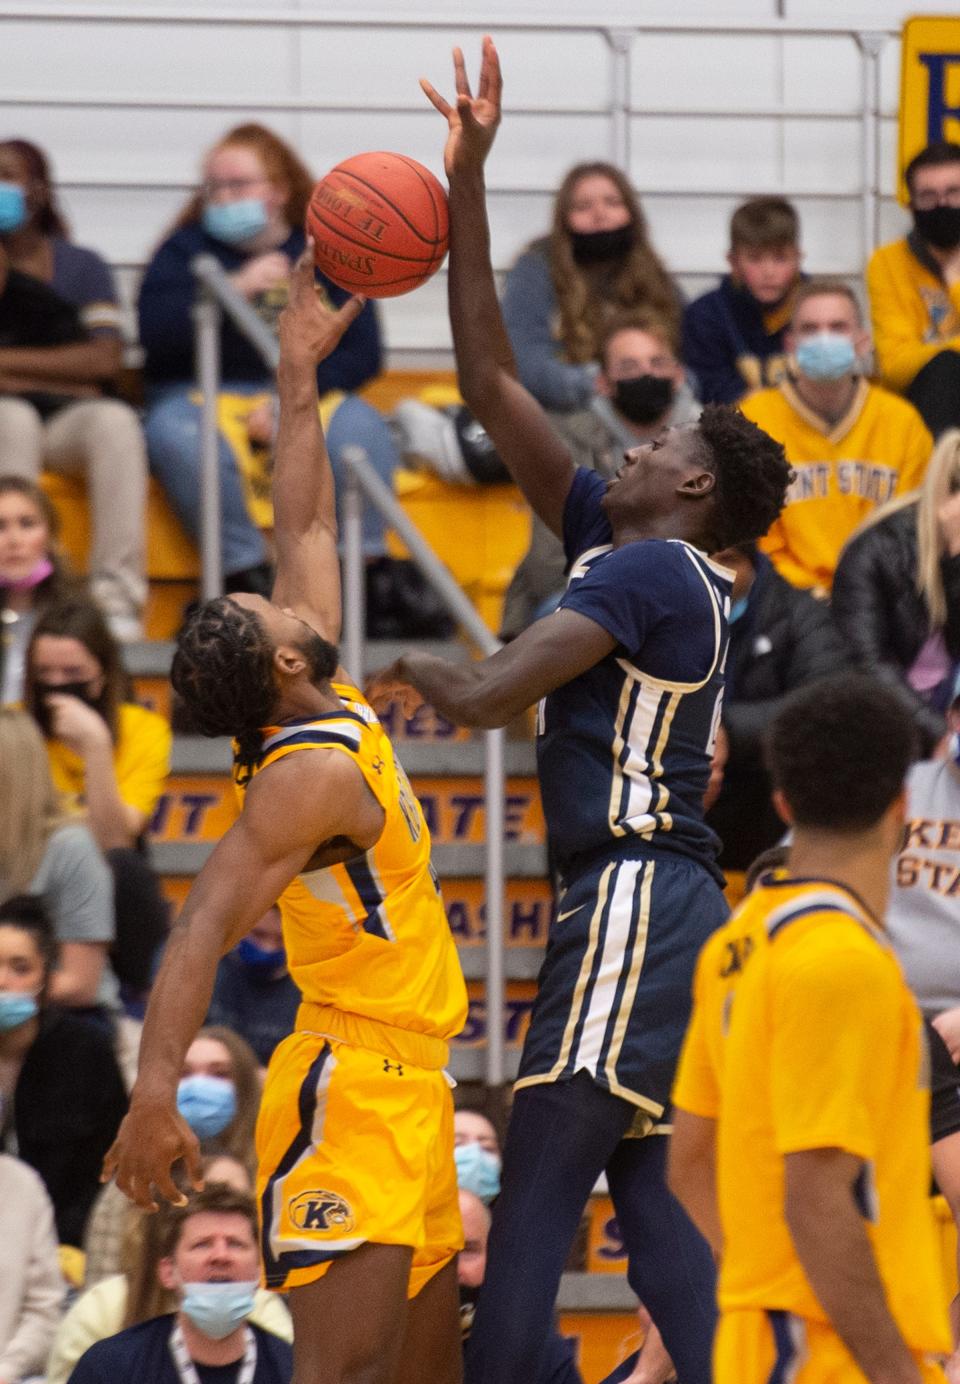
[288,1190,355,1234]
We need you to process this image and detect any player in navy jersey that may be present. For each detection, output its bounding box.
[370,40,792,1384]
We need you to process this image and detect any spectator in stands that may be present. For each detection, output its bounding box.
[500,313,698,637]
[868,140,960,438]
[682,195,802,404]
[0,894,127,1246]
[704,544,848,873]
[139,122,397,596]
[740,277,932,593]
[833,429,960,754]
[207,907,299,1069]
[457,1187,581,1384]
[51,1158,291,1383]
[0,476,80,705]
[0,1151,64,1383]
[82,1026,260,1286]
[454,1108,502,1205]
[0,140,147,641]
[64,1184,293,1384]
[25,598,170,1000]
[0,710,117,1015]
[501,161,680,414]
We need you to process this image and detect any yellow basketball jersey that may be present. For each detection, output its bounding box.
[673,874,949,1357]
[234,679,467,1059]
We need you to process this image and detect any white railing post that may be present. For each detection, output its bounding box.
[483,726,506,1089]
[857,31,889,262]
[341,449,366,685]
[193,289,223,603]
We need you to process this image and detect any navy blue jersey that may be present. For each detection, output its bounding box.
[537,469,732,881]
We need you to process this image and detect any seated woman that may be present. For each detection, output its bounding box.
[0,709,117,1015]
[138,121,399,592]
[48,1155,291,1384]
[0,1151,64,1384]
[0,895,127,1247]
[832,428,960,753]
[83,1026,261,1285]
[501,160,681,414]
[0,139,147,640]
[0,475,79,706]
[25,598,171,999]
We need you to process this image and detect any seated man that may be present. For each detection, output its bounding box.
[66,1184,293,1384]
[868,139,960,438]
[500,311,699,637]
[683,195,802,404]
[740,277,932,594]
[705,542,849,872]
[206,906,300,1069]
[0,1151,64,1384]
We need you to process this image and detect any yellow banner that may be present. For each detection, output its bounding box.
[899,17,960,203]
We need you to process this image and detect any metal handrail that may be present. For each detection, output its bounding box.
[189,257,508,1085]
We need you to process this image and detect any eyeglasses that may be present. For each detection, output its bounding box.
[912,187,960,211]
[201,176,268,198]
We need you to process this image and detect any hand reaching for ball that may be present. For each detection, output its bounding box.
[278,243,366,369]
[421,35,502,179]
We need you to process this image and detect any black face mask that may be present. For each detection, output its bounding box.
[913,204,960,251]
[612,374,675,426]
[569,222,635,266]
[29,680,102,738]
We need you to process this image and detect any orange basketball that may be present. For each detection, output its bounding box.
[307,151,449,299]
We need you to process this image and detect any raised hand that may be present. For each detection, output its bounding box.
[278,241,366,368]
[421,35,502,179]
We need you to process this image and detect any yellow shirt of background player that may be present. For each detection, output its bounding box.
[673,876,950,1358]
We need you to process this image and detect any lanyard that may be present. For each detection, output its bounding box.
[169,1322,257,1384]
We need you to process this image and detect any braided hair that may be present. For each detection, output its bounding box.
[171,597,276,779]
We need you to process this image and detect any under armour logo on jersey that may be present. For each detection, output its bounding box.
[383,1059,404,1076]
[371,757,385,775]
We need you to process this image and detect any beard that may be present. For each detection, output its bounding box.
[300,632,339,684]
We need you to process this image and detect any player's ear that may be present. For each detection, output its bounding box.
[771,788,794,827]
[274,643,307,678]
[157,1256,177,1292]
[678,470,716,498]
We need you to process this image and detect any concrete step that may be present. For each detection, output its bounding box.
[556,1274,637,1313]
[150,840,548,879]
[165,736,536,777]
[122,637,472,678]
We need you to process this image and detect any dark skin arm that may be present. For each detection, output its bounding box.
[784,1149,923,1384]
[271,244,365,647]
[367,606,617,728]
[667,1109,722,1255]
[0,335,121,388]
[102,750,383,1209]
[422,39,576,538]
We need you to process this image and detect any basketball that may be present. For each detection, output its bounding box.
[307,151,449,299]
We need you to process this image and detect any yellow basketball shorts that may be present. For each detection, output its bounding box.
[715,1310,946,1384]
[255,1028,463,1295]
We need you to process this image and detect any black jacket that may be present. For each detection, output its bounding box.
[707,555,850,870]
[831,503,960,752]
[12,1008,128,1246]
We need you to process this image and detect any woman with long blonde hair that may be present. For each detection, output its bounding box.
[832,428,960,750]
[0,707,115,1009]
[501,160,680,412]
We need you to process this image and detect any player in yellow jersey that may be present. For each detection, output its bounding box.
[102,248,468,1384]
[669,673,951,1384]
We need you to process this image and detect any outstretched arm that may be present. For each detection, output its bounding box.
[271,245,366,644]
[422,39,576,537]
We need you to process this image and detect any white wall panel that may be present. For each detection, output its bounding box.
[630,34,782,112]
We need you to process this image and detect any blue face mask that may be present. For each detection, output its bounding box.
[177,1075,237,1140]
[794,332,857,382]
[202,198,269,246]
[0,182,27,234]
[728,596,749,624]
[180,1280,258,1339]
[454,1142,501,1204]
[236,936,286,976]
[0,991,39,1031]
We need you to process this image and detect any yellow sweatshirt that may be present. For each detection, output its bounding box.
[740,377,931,592]
[867,237,960,391]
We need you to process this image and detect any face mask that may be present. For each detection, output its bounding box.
[177,1074,237,1140]
[1,557,54,592]
[202,199,269,246]
[236,936,286,975]
[794,332,857,382]
[180,1280,258,1340]
[0,991,39,1031]
[728,596,749,624]
[0,182,27,234]
[913,204,960,252]
[569,223,635,266]
[29,680,101,739]
[454,1142,501,1204]
[612,374,675,426]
